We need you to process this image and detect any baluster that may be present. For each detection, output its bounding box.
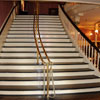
[83,39,85,54]
[88,44,91,59]
[82,37,84,52]
[79,34,81,49]
[80,36,82,51]
[76,31,78,45]
[97,52,100,71]
[78,33,80,48]
[43,65,46,97]
[86,41,88,57]
[81,37,83,51]
[91,47,94,63]
[94,49,97,67]
[47,63,49,98]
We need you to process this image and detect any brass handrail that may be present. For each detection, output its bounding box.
[33,2,55,99]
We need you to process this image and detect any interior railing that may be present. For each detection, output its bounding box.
[59,5,100,71]
[33,2,55,99]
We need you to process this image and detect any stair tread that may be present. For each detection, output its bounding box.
[0,74,96,81]
[0,56,83,58]
[54,92,100,100]
[0,78,100,84]
[12,23,61,24]
[8,34,66,35]
[1,51,79,53]
[10,25,62,27]
[0,62,88,65]
[5,42,71,43]
[6,37,69,39]
[0,68,93,73]
[11,26,63,28]
[12,23,62,25]
[0,93,100,100]
[0,83,100,91]
[9,29,64,32]
[0,82,100,91]
[3,46,75,48]
[14,19,60,20]
[0,71,95,78]
[0,53,80,58]
[13,21,61,23]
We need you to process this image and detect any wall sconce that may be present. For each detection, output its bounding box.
[95,29,99,34]
[89,32,93,41]
[90,32,93,36]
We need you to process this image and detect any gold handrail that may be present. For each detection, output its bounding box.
[33,1,55,99]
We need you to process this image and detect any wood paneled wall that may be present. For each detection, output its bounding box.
[25,2,58,15]
[0,1,13,28]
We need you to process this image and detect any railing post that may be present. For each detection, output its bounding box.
[97,52,100,70]
[13,1,16,19]
[75,30,78,44]
[43,64,46,97]
[47,63,49,99]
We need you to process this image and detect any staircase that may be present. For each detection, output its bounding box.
[0,15,100,100]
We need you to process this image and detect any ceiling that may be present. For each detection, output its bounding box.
[2,0,100,5]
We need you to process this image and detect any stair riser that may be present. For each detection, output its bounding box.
[6,39,71,42]
[0,65,89,70]
[0,88,100,95]
[0,86,43,90]
[15,18,60,20]
[0,69,90,73]
[15,17,60,20]
[12,22,62,25]
[0,58,84,64]
[2,48,76,52]
[0,78,99,86]
[16,15,59,17]
[11,25,63,28]
[0,75,94,80]
[14,20,61,23]
[0,74,94,80]
[0,82,99,90]
[10,28,64,31]
[4,43,73,47]
[0,53,79,57]
[7,35,68,38]
[8,31,66,34]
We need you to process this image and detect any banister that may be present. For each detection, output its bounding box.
[33,2,55,99]
[37,17,51,63]
[33,12,51,64]
[33,15,46,64]
[60,4,100,53]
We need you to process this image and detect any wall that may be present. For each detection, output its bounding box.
[80,28,100,42]
[0,1,58,28]
[0,1,13,28]
[25,2,58,15]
